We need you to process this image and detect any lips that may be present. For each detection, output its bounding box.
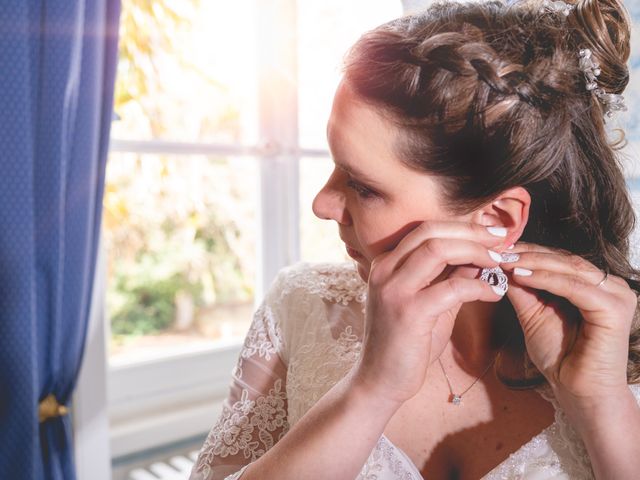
[345,244,364,260]
[340,233,364,260]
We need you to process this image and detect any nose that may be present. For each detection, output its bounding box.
[312,174,352,225]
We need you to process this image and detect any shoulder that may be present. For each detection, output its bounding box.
[269,261,367,306]
[261,262,367,366]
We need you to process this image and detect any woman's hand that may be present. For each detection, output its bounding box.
[501,242,639,402]
[352,221,509,406]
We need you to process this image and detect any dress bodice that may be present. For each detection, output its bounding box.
[189,261,640,480]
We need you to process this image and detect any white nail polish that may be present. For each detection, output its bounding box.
[488,250,502,262]
[487,226,507,237]
[491,285,506,296]
[514,267,533,276]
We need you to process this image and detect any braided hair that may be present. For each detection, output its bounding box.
[343,0,640,386]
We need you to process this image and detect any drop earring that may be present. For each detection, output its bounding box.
[480,266,509,294]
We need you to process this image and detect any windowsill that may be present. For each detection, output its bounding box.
[108,341,243,458]
[108,334,247,368]
[110,398,223,459]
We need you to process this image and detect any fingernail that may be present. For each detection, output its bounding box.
[507,244,515,249]
[500,252,520,263]
[514,267,532,276]
[491,285,506,296]
[488,250,502,262]
[487,226,507,237]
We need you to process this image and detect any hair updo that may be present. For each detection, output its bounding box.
[343,0,640,386]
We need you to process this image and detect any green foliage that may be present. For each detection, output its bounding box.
[105,155,255,340]
[110,273,201,336]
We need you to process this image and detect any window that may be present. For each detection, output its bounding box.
[103,0,402,463]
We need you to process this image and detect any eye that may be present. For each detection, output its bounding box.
[346,179,378,199]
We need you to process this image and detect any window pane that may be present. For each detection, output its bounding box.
[104,153,258,365]
[300,157,350,263]
[297,0,403,150]
[112,0,257,144]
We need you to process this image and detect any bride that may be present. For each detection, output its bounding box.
[190,0,640,478]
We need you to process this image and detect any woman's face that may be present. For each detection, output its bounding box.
[312,80,469,281]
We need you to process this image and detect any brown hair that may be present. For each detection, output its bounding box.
[343,0,640,386]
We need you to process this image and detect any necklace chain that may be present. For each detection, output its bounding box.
[437,332,513,406]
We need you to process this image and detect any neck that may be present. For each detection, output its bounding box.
[448,300,513,370]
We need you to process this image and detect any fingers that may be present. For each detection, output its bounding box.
[507,268,608,313]
[508,241,571,256]
[501,251,601,282]
[388,238,502,291]
[509,241,625,288]
[371,221,509,284]
[381,221,509,273]
[377,277,506,336]
[501,249,628,292]
[501,244,638,316]
[413,277,506,315]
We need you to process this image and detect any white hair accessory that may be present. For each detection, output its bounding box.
[539,0,627,120]
[540,0,574,16]
[578,48,627,119]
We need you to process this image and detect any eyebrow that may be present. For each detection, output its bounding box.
[333,159,383,186]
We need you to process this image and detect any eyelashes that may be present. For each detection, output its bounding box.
[346,179,378,199]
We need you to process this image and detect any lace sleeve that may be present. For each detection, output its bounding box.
[189,293,290,480]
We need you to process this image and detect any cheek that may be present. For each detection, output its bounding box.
[356,217,424,259]
[353,216,393,255]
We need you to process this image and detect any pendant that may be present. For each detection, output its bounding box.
[451,394,462,406]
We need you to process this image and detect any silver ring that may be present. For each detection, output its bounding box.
[596,271,609,288]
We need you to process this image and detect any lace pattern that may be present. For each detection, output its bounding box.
[190,292,290,480]
[482,421,569,479]
[352,435,423,480]
[269,262,367,427]
[194,378,288,463]
[287,323,363,427]
[278,261,367,306]
[232,303,282,379]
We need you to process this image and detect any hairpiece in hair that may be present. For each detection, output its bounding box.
[578,48,627,119]
[540,0,574,16]
[538,0,627,120]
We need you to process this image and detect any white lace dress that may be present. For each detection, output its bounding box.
[189,261,640,480]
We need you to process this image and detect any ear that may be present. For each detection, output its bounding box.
[469,186,530,249]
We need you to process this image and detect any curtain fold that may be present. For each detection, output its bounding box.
[0,1,120,479]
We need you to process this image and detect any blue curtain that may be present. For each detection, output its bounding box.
[0,1,120,479]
